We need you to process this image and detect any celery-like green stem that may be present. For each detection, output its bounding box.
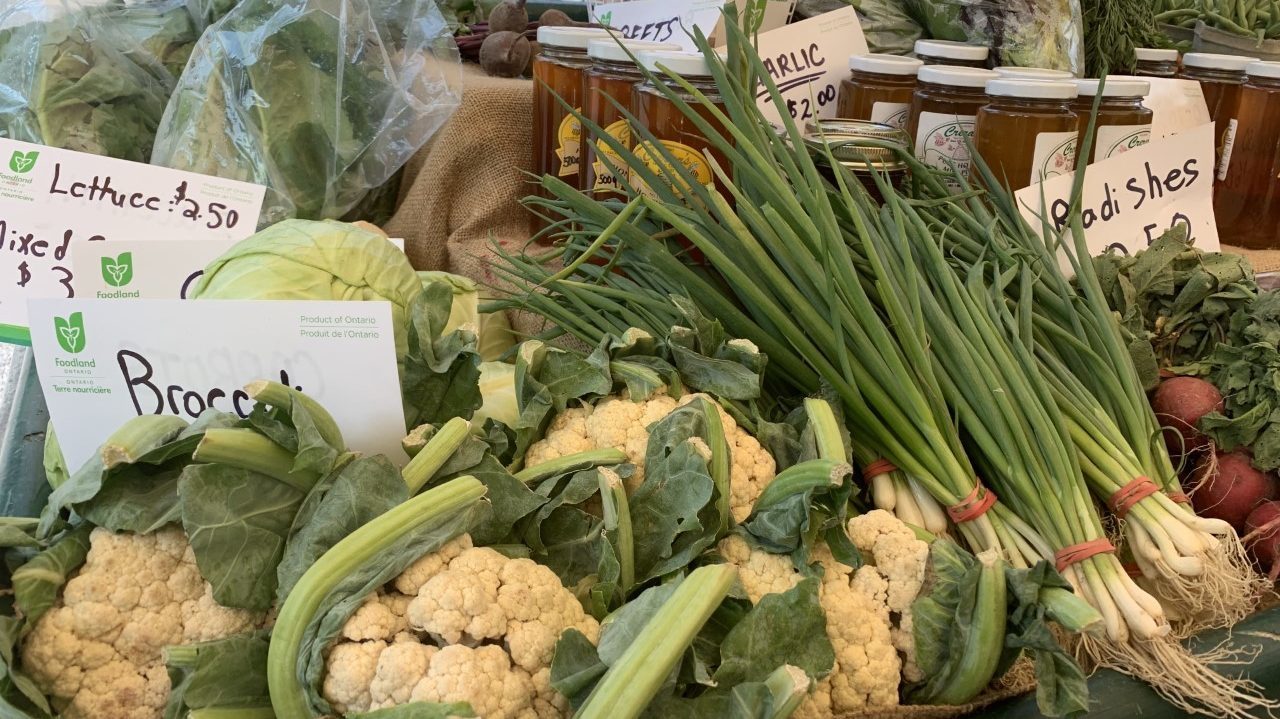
[803,398,847,462]
[1041,586,1104,635]
[189,709,276,719]
[194,429,318,493]
[576,565,737,719]
[599,468,635,594]
[513,449,629,485]
[697,398,731,533]
[245,380,345,451]
[933,550,1007,704]
[100,415,189,468]
[401,424,437,459]
[402,418,471,494]
[751,459,850,513]
[267,476,487,719]
[764,665,811,719]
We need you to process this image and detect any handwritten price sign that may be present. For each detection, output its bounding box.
[749,7,867,125]
[0,139,265,344]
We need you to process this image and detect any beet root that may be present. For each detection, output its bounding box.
[1245,501,1280,581]
[1192,451,1278,531]
[1152,376,1224,457]
[480,32,531,78]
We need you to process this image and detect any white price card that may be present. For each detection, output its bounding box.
[0,139,266,344]
[590,0,726,50]
[28,299,407,471]
[1141,77,1213,139]
[750,7,868,125]
[1015,122,1220,273]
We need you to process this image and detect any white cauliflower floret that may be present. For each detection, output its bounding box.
[717,534,800,603]
[21,527,264,719]
[848,510,929,681]
[343,591,412,642]
[325,536,599,718]
[524,393,775,521]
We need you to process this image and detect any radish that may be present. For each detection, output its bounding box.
[1191,451,1278,531]
[1152,376,1224,457]
[1244,501,1280,581]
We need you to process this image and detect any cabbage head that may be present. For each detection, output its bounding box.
[419,271,515,362]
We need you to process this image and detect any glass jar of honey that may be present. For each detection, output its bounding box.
[974,79,1079,191]
[631,50,730,201]
[908,66,997,192]
[532,27,612,191]
[582,38,680,198]
[838,54,924,130]
[993,67,1075,81]
[1215,61,1280,249]
[806,120,911,202]
[1180,52,1256,176]
[1135,48,1179,78]
[1072,78,1152,163]
[914,39,990,68]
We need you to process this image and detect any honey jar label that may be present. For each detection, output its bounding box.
[1094,124,1152,162]
[870,101,910,130]
[556,112,583,177]
[1031,131,1078,185]
[592,120,632,193]
[914,111,977,191]
[1216,119,1238,181]
[630,140,714,199]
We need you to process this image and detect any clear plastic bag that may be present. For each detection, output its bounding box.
[849,0,925,55]
[905,0,1085,74]
[151,0,464,225]
[0,0,197,162]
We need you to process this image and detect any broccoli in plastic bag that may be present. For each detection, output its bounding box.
[0,0,198,162]
[151,0,464,225]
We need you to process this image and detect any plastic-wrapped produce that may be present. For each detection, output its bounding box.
[0,0,198,162]
[904,0,1085,74]
[151,0,464,225]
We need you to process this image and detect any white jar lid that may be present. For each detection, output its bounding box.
[537,26,612,49]
[917,65,997,88]
[985,78,1079,99]
[849,53,924,75]
[1182,52,1257,71]
[915,39,990,61]
[1247,60,1280,79]
[588,39,681,63]
[637,49,723,76]
[1135,48,1179,62]
[1074,77,1151,97]
[994,67,1075,80]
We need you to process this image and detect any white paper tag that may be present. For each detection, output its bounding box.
[1030,131,1079,186]
[0,139,266,344]
[750,8,868,125]
[1093,124,1153,163]
[1141,77,1212,139]
[1217,118,1239,181]
[72,240,239,301]
[1015,122,1220,273]
[590,0,726,51]
[28,298,408,471]
[871,101,911,130]
[914,111,977,191]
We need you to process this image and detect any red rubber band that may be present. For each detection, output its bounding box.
[947,483,997,523]
[1054,538,1116,572]
[1108,476,1160,519]
[862,458,898,481]
[1167,491,1191,506]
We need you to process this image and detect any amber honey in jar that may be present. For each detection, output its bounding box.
[1072,78,1152,164]
[974,79,1079,191]
[1180,52,1256,175]
[993,67,1075,81]
[1215,61,1280,249]
[1135,48,1179,78]
[631,50,730,200]
[838,54,924,130]
[908,66,997,191]
[806,120,911,202]
[532,27,611,190]
[582,38,680,198]
[914,40,990,68]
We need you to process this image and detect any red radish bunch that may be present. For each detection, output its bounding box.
[1190,451,1278,530]
[1245,501,1280,581]
[1152,376,1224,458]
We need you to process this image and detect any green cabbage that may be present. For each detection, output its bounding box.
[474,361,518,430]
[419,271,516,362]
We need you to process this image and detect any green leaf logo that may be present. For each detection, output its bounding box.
[8,150,38,174]
[54,312,86,354]
[101,252,133,288]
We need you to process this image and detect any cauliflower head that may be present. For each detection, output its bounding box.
[525,393,775,521]
[21,527,265,719]
[322,534,600,719]
[848,510,929,683]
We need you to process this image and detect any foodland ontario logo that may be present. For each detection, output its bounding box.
[8,150,38,174]
[101,252,134,288]
[54,312,86,354]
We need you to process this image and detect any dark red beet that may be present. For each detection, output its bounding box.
[1152,376,1224,457]
[1244,501,1280,581]
[1191,451,1278,530]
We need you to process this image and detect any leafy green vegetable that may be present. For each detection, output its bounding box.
[420,271,515,362]
[711,578,833,686]
[348,702,477,719]
[404,282,484,429]
[164,632,273,719]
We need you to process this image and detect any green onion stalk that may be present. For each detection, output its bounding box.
[504,16,1049,571]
